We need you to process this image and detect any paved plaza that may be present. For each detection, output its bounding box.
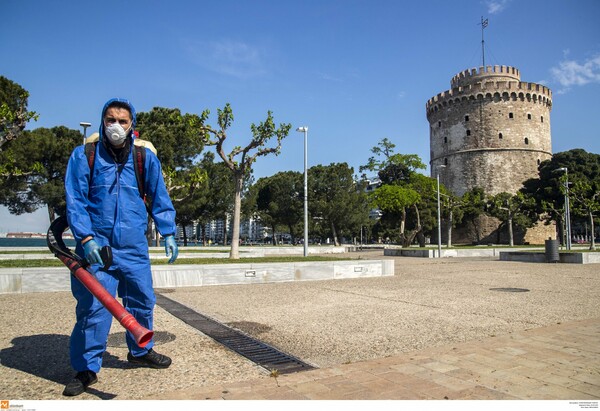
[0,251,599,401]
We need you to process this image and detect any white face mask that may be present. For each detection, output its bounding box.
[104,123,130,146]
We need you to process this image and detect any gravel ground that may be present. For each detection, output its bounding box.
[1,252,599,400]
[169,253,600,368]
[0,293,263,400]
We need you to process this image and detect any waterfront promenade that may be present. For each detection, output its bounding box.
[0,251,599,402]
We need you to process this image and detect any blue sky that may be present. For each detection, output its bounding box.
[1,0,599,233]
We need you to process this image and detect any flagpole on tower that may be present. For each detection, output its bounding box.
[480,16,488,67]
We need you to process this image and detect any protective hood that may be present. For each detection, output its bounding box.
[99,98,137,142]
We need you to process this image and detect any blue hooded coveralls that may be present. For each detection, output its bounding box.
[64,98,176,373]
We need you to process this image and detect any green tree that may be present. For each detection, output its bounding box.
[486,192,537,246]
[521,149,600,245]
[136,106,206,244]
[136,107,205,171]
[0,76,38,149]
[201,104,291,258]
[251,171,303,244]
[370,184,421,242]
[359,137,396,175]
[570,180,600,249]
[441,191,464,248]
[168,165,208,246]
[460,188,487,243]
[309,163,370,246]
[0,126,79,224]
[244,177,275,244]
[195,152,234,246]
[362,139,431,246]
[407,172,440,246]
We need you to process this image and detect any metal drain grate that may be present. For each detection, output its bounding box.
[490,287,530,293]
[107,330,176,348]
[155,294,315,374]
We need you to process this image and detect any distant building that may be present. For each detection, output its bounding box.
[175,215,269,245]
[240,216,268,243]
[364,178,383,220]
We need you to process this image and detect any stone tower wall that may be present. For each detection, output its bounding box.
[426,65,553,196]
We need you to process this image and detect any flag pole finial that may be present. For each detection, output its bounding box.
[480,16,488,67]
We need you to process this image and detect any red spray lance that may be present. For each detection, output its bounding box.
[47,216,153,347]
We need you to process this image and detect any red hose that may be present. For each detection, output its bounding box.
[60,255,153,347]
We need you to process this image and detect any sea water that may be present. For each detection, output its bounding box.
[0,237,76,248]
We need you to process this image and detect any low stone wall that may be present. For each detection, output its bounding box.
[498,252,546,263]
[0,259,394,294]
[499,251,600,264]
[384,247,529,258]
[384,249,433,258]
[152,260,394,288]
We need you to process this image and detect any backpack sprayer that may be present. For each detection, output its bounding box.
[47,216,153,347]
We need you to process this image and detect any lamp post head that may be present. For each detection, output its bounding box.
[80,122,91,127]
[556,167,567,172]
[296,126,308,133]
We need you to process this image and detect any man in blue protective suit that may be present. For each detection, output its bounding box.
[63,98,179,396]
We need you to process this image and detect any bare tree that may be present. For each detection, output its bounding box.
[201,104,291,259]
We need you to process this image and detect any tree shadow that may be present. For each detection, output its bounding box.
[0,333,131,400]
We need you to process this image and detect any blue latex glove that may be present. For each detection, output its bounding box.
[83,239,103,265]
[164,235,178,264]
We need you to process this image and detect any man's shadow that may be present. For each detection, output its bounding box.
[0,334,129,400]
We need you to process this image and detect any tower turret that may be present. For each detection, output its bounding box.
[426,65,552,197]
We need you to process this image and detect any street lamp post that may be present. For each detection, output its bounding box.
[296,126,309,257]
[80,122,91,145]
[436,165,446,258]
[556,167,572,250]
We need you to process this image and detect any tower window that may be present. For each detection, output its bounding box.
[466,130,471,136]
[524,138,529,145]
[438,121,441,127]
[509,112,514,119]
[527,113,532,120]
[537,159,541,165]
[541,116,544,123]
[444,158,448,166]
[499,133,503,139]
[444,137,448,144]
[465,115,469,122]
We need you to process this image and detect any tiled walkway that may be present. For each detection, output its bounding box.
[156,318,600,400]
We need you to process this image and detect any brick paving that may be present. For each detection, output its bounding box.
[155,318,600,400]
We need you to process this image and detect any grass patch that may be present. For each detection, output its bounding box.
[0,255,351,269]
[151,249,230,253]
[158,256,350,265]
[555,248,598,253]
[0,259,64,268]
